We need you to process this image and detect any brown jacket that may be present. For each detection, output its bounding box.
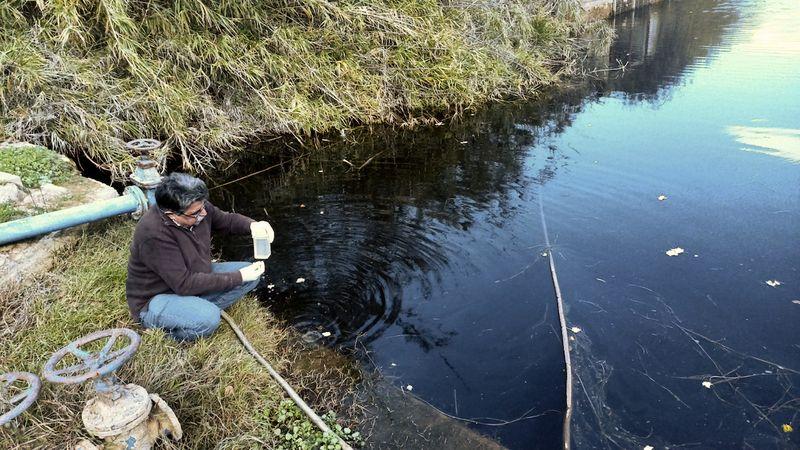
[125,202,254,321]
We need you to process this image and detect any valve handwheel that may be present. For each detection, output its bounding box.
[0,372,41,425]
[125,139,161,156]
[43,328,141,385]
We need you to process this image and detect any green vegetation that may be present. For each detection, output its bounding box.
[0,220,362,449]
[266,400,364,449]
[0,202,25,223]
[0,0,599,176]
[0,144,75,188]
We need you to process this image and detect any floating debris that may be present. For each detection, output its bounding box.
[460,141,468,144]
[390,363,397,367]
[792,300,800,305]
[783,424,793,433]
[702,381,713,389]
[267,284,275,289]
[644,446,654,450]
[320,210,325,215]
[321,331,332,337]
[766,279,782,287]
[318,169,324,173]
[666,247,685,257]
[657,195,668,201]
[596,278,606,283]
[406,385,413,391]
[300,204,306,208]
[296,277,306,283]
[570,326,582,333]
[541,251,548,257]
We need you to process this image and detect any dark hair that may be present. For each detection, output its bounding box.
[154,172,209,213]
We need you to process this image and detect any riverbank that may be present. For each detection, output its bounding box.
[1,0,604,177]
[0,220,363,449]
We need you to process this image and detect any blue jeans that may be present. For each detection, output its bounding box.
[139,262,259,342]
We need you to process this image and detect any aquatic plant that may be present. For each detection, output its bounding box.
[0,0,598,177]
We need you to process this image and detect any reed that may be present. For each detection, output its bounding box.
[1,0,598,177]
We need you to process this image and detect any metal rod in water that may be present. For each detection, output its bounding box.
[539,196,573,450]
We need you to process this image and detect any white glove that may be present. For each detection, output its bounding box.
[250,221,275,243]
[239,261,265,282]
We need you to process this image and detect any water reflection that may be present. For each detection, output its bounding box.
[597,0,739,100]
[213,95,584,348]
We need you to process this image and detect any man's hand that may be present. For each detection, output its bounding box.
[250,221,275,243]
[239,261,265,282]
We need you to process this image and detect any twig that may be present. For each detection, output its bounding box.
[210,153,309,190]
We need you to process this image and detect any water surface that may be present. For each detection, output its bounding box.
[214,0,800,447]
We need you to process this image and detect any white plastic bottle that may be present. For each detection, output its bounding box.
[252,226,271,260]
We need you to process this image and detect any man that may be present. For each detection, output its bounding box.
[126,172,274,341]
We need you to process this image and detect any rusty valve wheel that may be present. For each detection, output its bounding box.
[125,138,161,155]
[43,328,141,385]
[0,372,41,426]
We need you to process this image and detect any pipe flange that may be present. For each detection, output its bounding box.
[0,372,41,425]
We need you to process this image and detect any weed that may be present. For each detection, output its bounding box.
[0,0,600,177]
[0,144,74,188]
[0,202,25,223]
[0,219,362,449]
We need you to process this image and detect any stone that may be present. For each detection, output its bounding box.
[0,183,22,203]
[0,171,24,189]
[21,182,70,207]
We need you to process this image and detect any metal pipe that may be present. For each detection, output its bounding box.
[0,186,148,246]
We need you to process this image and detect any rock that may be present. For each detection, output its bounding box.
[1,175,119,285]
[0,171,24,189]
[0,183,22,203]
[21,182,71,207]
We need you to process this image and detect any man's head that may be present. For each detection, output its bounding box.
[155,172,209,227]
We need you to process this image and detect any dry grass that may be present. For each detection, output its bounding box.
[0,0,599,177]
[0,219,361,449]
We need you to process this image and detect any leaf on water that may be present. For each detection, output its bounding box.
[782,424,793,433]
[657,195,667,201]
[296,278,306,283]
[666,247,685,256]
[570,326,582,333]
[766,280,782,287]
[702,381,713,389]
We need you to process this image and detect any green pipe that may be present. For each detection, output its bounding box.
[0,186,148,246]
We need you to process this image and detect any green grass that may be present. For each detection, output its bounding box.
[0,219,362,449]
[0,0,601,177]
[0,144,75,188]
[0,202,25,223]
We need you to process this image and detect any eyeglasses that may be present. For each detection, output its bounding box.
[178,202,207,219]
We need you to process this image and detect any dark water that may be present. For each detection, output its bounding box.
[213,0,800,447]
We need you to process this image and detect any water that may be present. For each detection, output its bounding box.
[213,0,800,447]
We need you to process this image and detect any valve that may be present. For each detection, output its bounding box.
[43,328,182,450]
[125,138,163,217]
[126,139,162,188]
[0,372,41,426]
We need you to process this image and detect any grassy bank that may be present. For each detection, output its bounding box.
[0,220,362,449]
[1,0,599,176]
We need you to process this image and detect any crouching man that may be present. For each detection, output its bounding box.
[126,172,274,341]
